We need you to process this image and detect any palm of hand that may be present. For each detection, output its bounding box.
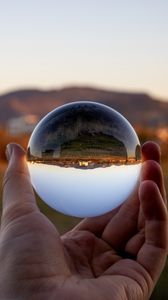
[61,206,151,300]
[0,199,154,300]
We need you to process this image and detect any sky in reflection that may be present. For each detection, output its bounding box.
[28,162,141,218]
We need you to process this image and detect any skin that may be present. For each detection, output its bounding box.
[0,142,167,300]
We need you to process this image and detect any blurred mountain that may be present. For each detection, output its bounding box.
[0,86,168,127]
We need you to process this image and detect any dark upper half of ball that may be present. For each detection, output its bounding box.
[27,101,141,164]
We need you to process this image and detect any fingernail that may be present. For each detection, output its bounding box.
[6,144,14,161]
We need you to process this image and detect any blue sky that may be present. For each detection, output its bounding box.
[0,0,168,100]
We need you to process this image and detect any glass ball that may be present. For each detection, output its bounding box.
[27,101,142,218]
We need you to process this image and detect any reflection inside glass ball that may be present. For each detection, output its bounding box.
[27,101,142,218]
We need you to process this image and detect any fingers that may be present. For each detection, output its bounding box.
[137,180,168,282]
[124,158,166,255]
[101,142,165,251]
[138,142,166,232]
[125,142,166,255]
[2,144,38,225]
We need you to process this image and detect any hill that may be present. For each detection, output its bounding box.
[0,86,168,127]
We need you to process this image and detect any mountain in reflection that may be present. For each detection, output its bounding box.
[60,133,127,158]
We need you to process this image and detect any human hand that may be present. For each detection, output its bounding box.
[0,142,167,300]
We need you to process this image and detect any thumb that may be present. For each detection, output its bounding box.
[2,143,38,224]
